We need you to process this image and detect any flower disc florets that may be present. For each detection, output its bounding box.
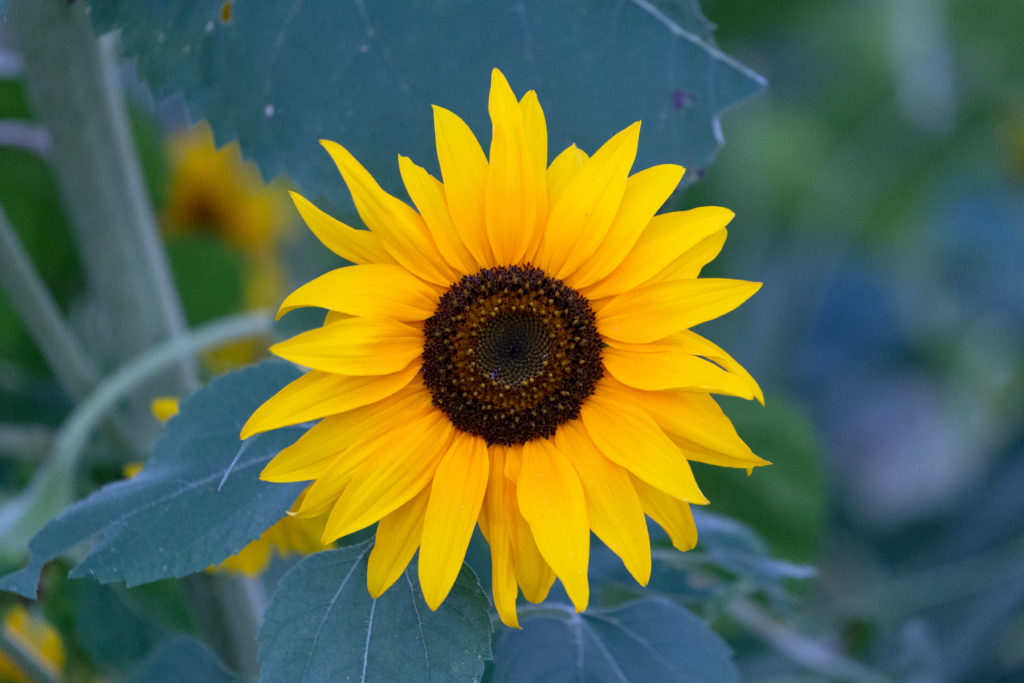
[422,264,603,445]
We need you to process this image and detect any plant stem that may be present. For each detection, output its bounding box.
[50,311,274,480]
[8,0,193,389]
[0,626,60,683]
[726,599,895,683]
[0,204,99,399]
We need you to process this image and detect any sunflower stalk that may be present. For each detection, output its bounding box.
[8,0,194,391]
[7,0,263,673]
[0,203,98,399]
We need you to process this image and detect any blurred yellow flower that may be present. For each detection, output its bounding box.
[243,68,767,627]
[0,605,65,683]
[162,121,293,370]
[163,120,289,256]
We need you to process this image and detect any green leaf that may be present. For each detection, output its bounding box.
[492,599,740,683]
[259,543,492,683]
[71,579,194,671]
[1,362,305,598]
[126,635,243,683]
[87,0,764,208]
[691,509,816,591]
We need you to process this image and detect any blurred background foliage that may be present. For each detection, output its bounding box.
[1,0,1022,681]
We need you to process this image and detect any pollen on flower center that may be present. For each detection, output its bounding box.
[421,264,603,445]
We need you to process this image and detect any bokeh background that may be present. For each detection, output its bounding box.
[2,0,1023,680]
[691,0,1024,679]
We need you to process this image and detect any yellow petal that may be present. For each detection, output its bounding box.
[150,396,180,422]
[595,278,762,344]
[269,317,422,376]
[649,227,728,283]
[604,378,768,469]
[602,343,758,399]
[582,207,731,299]
[277,264,440,321]
[260,385,432,482]
[668,329,764,404]
[493,445,556,604]
[321,413,454,541]
[418,433,489,609]
[367,487,430,597]
[433,104,493,267]
[289,403,442,519]
[516,439,590,612]
[519,90,549,261]
[486,69,539,264]
[580,382,708,504]
[320,140,456,286]
[478,446,520,628]
[632,475,698,552]
[546,144,587,209]
[536,122,641,279]
[570,165,685,290]
[240,364,419,439]
[289,191,390,265]
[555,421,650,585]
[398,155,478,274]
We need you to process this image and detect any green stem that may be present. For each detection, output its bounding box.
[9,0,193,388]
[726,600,895,683]
[0,312,272,576]
[0,422,52,460]
[0,624,60,683]
[0,203,98,399]
[50,311,273,479]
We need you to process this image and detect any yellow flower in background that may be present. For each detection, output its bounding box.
[242,68,767,627]
[163,120,289,256]
[162,121,293,370]
[215,504,329,578]
[0,605,65,683]
[143,398,331,577]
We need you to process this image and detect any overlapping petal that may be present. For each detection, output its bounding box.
[595,277,762,344]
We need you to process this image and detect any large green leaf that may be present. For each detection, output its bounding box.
[492,598,740,682]
[126,635,243,683]
[1,362,305,598]
[258,543,492,683]
[86,0,764,208]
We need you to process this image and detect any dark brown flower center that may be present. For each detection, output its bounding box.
[421,265,603,445]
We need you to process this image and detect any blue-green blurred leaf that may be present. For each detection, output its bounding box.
[126,635,242,683]
[88,0,764,207]
[695,395,827,562]
[1,362,305,598]
[492,598,740,682]
[259,543,492,683]
[691,509,816,587]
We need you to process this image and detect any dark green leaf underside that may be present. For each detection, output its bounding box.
[126,635,243,683]
[1,362,305,597]
[88,0,764,209]
[259,543,492,683]
[493,598,740,683]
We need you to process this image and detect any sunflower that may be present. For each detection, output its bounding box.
[242,69,767,628]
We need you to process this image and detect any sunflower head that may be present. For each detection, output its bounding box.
[243,68,766,628]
